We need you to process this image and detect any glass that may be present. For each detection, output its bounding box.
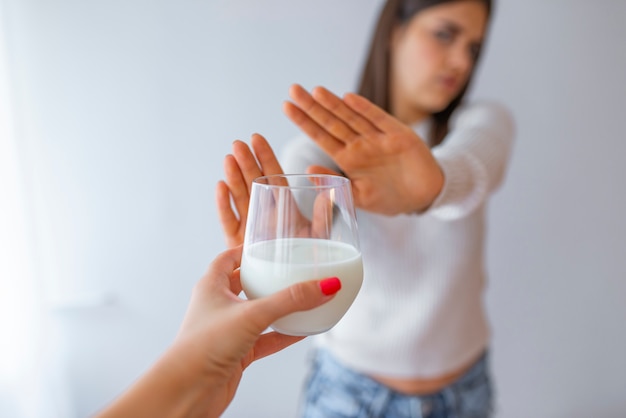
[240,174,363,336]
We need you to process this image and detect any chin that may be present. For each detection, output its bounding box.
[412,91,458,117]
[426,99,453,114]
[432,91,463,113]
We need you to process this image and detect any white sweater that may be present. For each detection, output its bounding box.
[281,101,515,378]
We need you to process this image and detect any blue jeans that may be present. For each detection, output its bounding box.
[298,349,493,418]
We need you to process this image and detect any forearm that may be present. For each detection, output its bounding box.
[94,344,215,418]
[424,102,515,219]
[411,161,445,214]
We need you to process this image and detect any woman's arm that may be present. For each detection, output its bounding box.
[283,84,445,215]
[94,246,340,418]
[282,84,514,218]
[426,101,515,220]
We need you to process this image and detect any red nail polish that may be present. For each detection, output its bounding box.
[319,277,341,296]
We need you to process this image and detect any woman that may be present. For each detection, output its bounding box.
[217,0,515,416]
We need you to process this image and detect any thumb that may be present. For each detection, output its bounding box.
[247,277,342,329]
[307,165,342,177]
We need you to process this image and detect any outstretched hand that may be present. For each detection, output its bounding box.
[173,246,339,417]
[216,134,284,247]
[96,246,341,418]
[216,134,336,248]
[283,84,444,215]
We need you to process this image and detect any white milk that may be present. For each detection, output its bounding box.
[241,238,363,336]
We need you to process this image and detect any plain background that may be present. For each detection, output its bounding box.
[3,0,626,417]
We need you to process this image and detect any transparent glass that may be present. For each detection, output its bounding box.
[240,174,363,336]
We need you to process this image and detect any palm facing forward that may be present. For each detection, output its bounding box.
[283,84,444,215]
[216,134,336,248]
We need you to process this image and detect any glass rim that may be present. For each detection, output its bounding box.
[252,173,350,189]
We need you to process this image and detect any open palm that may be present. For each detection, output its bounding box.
[283,84,444,215]
[216,134,335,248]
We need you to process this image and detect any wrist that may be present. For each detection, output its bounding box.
[155,340,223,418]
[411,162,445,214]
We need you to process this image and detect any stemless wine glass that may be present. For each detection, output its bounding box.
[240,174,363,336]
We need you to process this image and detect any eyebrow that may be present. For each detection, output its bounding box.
[437,18,484,44]
[439,19,462,33]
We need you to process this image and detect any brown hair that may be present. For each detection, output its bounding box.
[357,0,493,146]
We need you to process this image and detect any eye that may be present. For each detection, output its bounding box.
[434,29,454,43]
[469,43,482,61]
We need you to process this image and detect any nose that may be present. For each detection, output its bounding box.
[448,43,473,76]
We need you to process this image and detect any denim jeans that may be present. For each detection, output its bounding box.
[298,349,493,418]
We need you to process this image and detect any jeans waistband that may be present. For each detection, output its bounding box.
[312,348,489,397]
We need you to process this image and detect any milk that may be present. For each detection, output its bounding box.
[240,238,363,336]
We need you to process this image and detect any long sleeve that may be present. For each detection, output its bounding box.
[426,101,515,220]
[278,101,515,377]
[280,133,340,175]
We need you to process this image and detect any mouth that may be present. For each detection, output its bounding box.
[439,76,460,92]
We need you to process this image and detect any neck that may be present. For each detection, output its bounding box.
[393,106,430,126]
[389,95,430,126]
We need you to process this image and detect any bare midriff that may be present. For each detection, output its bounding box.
[369,354,477,395]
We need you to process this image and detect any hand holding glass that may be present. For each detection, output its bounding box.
[240,174,363,336]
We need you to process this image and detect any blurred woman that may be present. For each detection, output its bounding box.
[218,0,515,416]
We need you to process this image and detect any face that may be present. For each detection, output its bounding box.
[389,0,488,124]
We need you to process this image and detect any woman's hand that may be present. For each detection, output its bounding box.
[173,246,340,417]
[96,246,341,418]
[216,134,284,247]
[216,134,335,247]
[283,84,445,215]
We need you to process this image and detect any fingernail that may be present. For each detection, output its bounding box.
[319,277,341,296]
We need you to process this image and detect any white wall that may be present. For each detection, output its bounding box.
[3,0,625,417]
[478,2,626,417]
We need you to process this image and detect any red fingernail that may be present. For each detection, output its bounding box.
[319,277,341,296]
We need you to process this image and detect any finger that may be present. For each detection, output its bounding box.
[311,86,378,136]
[249,134,299,218]
[247,277,341,330]
[306,165,343,177]
[344,92,404,133]
[283,101,343,155]
[232,140,264,195]
[283,90,344,155]
[288,84,357,143]
[223,154,250,226]
[212,246,243,274]
[250,133,285,177]
[229,265,243,296]
[311,192,333,239]
[201,246,243,292]
[215,180,241,241]
[246,333,305,366]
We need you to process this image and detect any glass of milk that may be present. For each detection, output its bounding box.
[240,174,363,336]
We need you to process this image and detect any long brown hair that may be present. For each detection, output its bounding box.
[357,0,493,146]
